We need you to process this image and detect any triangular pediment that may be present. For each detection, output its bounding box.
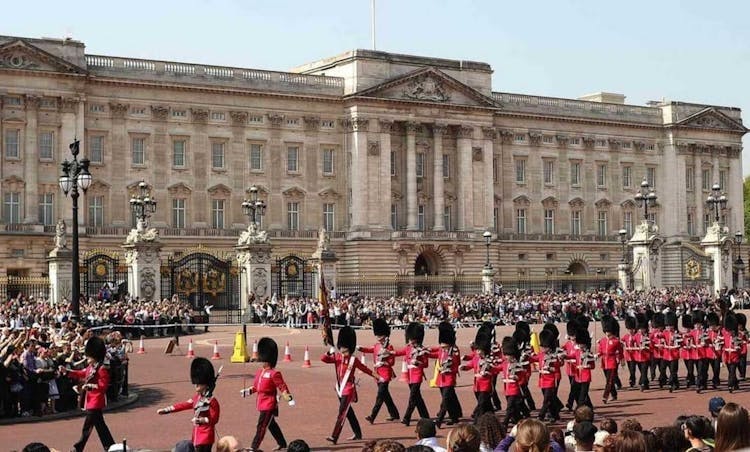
[0,40,86,75]
[348,67,500,109]
[207,183,231,196]
[167,182,193,194]
[282,186,306,198]
[676,108,747,133]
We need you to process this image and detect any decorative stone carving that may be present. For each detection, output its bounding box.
[405,121,420,134]
[690,115,724,129]
[555,135,569,148]
[0,52,39,70]
[402,73,450,102]
[432,124,447,136]
[457,126,474,139]
[109,102,129,119]
[140,267,156,300]
[53,219,67,250]
[303,116,320,131]
[498,129,514,144]
[472,147,483,161]
[633,141,645,151]
[24,95,40,110]
[608,138,621,150]
[238,222,269,246]
[528,131,542,146]
[191,108,209,123]
[513,195,531,207]
[229,110,248,125]
[267,113,284,127]
[125,219,160,245]
[60,97,78,113]
[252,268,268,297]
[482,127,496,140]
[379,119,393,133]
[582,136,595,149]
[569,197,585,208]
[151,105,169,120]
[367,141,380,156]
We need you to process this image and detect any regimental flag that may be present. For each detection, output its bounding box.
[319,268,335,347]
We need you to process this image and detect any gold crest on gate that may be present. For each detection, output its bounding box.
[685,258,701,280]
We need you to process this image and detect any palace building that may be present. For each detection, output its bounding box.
[0,35,745,289]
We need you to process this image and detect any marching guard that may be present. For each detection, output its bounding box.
[691,310,710,393]
[622,316,638,388]
[681,314,697,389]
[737,313,748,381]
[514,322,537,412]
[395,322,431,427]
[359,318,400,424]
[662,312,681,392]
[650,312,667,387]
[707,312,723,388]
[461,328,499,421]
[722,313,741,393]
[570,327,595,409]
[531,328,562,422]
[563,320,580,410]
[634,313,651,391]
[430,321,462,427]
[598,315,623,403]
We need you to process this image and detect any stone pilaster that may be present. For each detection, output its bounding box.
[405,121,418,230]
[109,103,128,226]
[347,117,369,230]
[701,222,733,293]
[191,108,210,227]
[59,98,78,227]
[123,241,163,301]
[629,221,664,291]
[237,243,273,313]
[482,127,496,230]
[457,125,474,230]
[48,248,72,305]
[618,263,630,291]
[24,95,40,223]
[481,266,496,294]
[432,124,446,231]
[379,120,393,229]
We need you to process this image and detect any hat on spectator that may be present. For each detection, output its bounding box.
[372,318,390,338]
[337,326,357,353]
[257,337,278,368]
[438,321,456,346]
[173,440,195,452]
[573,421,597,443]
[709,396,726,416]
[405,322,424,345]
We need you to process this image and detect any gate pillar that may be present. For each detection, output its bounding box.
[236,224,273,315]
[123,241,163,301]
[701,222,733,294]
[48,247,72,305]
[312,228,338,298]
[628,221,664,291]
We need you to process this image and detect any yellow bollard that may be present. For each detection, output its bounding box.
[230,331,249,363]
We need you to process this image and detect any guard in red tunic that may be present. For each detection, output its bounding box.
[706,312,723,388]
[738,313,748,381]
[691,310,710,393]
[157,357,220,452]
[241,337,293,452]
[322,326,379,445]
[680,314,696,389]
[394,322,430,427]
[430,321,462,427]
[541,322,565,416]
[461,329,500,421]
[62,336,115,452]
[531,329,562,422]
[661,312,682,392]
[359,318,400,424]
[597,315,623,403]
[722,313,741,393]
[514,321,536,412]
[650,312,667,387]
[562,320,580,410]
[634,313,651,391]
[500,338,525,430]
[569,328,595,409]
[621,316,638,388]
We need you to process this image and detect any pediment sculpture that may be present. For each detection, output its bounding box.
[402,74,451,102]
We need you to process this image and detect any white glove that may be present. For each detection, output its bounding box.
[240,388,251,397]
[288,399,296,407]
[328,346,336,355]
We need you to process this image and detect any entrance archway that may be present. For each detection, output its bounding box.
[565,261,587,293]
[568,262,587,275]
[415,254,430,276]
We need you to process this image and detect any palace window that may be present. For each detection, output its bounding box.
[622,166,632,188]
[570,161,581,186]
[249,115,263,124]
[172,110,187,118]
[322,148,334,175]
[622,141,631,149]
[418,205,425,230]
[211,199,225,229]
[211,142,225,169]
[444,206,452,231]
[646,167,656,188]
[287,202,299,231]
[543,135,554,144]
[131,137,145,165]
[719,170,727,191]
[323,203,335,231]
[211,112,226,121]
[686,166,694,191]
[493,157,499,182]
[172,198,186,228]
[5,129,20,159]
[173,140,186,167]
[493,207,499,232]
[515,159,526,183]
[516,209,527,234]
[623,211,633,236]
[596,139,607,147]
[39,131,54,160]
[416,153,424,178]
[702,169,711,190]
[88,196,104,227]
[321,119,335,128]
[287,146,299,172]
[544,209,555,235]
[443,154,450,179]
[3,192,20,224]
[597,164,608,187]
[687,213,695,236]
[571,210,582,235]
[89,136,104,164]
[38,193,54,226]
[390,151,396,176]
[391,204,398,230]
[570,137,581,146]
[514,134,525,143]
[704,214,711,233]
[597,211,608,236]
[250,144,263,171]
[543,160,555,185]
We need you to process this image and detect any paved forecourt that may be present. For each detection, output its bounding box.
[6,321,747,451]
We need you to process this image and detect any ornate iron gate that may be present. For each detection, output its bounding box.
[161,251,240,323]
[271,255,315,298]
[681,243,712,288]
[82,250,127,301]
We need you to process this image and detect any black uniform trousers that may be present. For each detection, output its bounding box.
[727,362,739,390]
[73,409,114,452]
[520,384,536,411]
[471,391,493,421]
[660,359,680,389]
[502,395,524,429]
[627,360,638,387]
[369,381,400,420]
[436,386,461,424]
[637,362,650,389]
[251,409,287,450]
[195,445,212,452]
[576,382,593,409]
[683,359,695,386]
[402,383,429,424]
[696,358,709,390]
[566,376,580,409]
[650,358,660,382]
[490,375,502,411]
[538,387,559,421]
[711,358,722,387]
[740,352,747,380]
[330,393,361,441]
[603,368,618,400]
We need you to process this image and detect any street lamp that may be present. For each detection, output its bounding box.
[734,231,744,277]
[706,183,728,224]
[618,229,629,263]
[129,180,157,230]
[483,230,492,268]
[242,185,266,228]
[633,178,658,222]
[59,139,92,320]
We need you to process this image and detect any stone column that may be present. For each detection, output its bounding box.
[482,127,496,230]
[123,241,163,301]
[59,98,79,227]
[348,117,369,230]
[191,108,210,227]
[379,120,393,229]
[481,266,496,294]
[237,243,273,315]
[618,262,630,291]
[729,146,743,233]
[702,222,732,293]
[48,248,72,305]
[457,126,474,230]
[432,124,446,231]
[405,122,418,230]
[24,95,40,223]
[629,221,664,291]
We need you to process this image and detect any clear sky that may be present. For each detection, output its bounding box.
[4,0,749,174]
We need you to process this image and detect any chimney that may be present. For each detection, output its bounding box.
[577,92,626,104]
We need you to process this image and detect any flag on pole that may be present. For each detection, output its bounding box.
[319,268,335,347]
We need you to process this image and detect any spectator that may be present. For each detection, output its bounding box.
[572,421,596,452]
[374,440,406,452]
[515,419,556,452]
[216,436,241,452]
[447,423,481,452]
[286,439,310,452]
[612,431,647,452]
[549,427,566,451]
[415,418,446,452]
[599,419,617,435]
[21,443,55,452]
[619,419,642,433]
[652,426,690,452]
[681,415,714,451]
[406,447,434,452]
[708,397,726,431]
[593,431,609,451]
[565,406,595,452]
[475,412,503,452]
[715,403,750,452]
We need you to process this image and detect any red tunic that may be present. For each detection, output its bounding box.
[690,328,707,360]
[722,332,741,364]
[568,348,595,383]
[500,361,523,396]
[562,340,577,376]
[661,329,681,361]
[706,329,722,360]
[597,336,623,370]
[530,350,560,389]
[250,368,290,411]
[394,344,429,384]
[621,333,638,362]
[429,345,460,388]
[321,352,375,397]
[360,342,396,382]
[634,331,650,363]
[650,330,664,360]
[171,394,220,446]
[67,364,109,410]
[681,329,695,360]
[460,353,499,392]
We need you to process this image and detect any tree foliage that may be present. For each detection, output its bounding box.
[744,176,750,238]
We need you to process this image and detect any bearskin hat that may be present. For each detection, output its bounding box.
[652,312,665,329]
[512,329,528,347]
[405,322,424,345]
[190,357,216,387]
[438,321,456,346]
[337,325,357,352]
[576,316,590,331]
[566,320,578,338]
[474,331,492,355]
[257,337,278,368]
[539,329,556,350]
[502,337,520,358]
[372,318,390,337]
[515,320,530,336]
[624,315,637,331]
[84,336,106,362]
[682,314,694,330]
[636,313,648,330]
[645,309,654,323]
[601,315,617,334]
[724,312,738,334]
[575,328,591,348]
[664,311,678,329]
[542,322,560,340]
[479,321,495,341]
[736,313,747,329]
[692,310,705,326]
[706,312,720,327]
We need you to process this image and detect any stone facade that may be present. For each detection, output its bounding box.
[0,36,745,279]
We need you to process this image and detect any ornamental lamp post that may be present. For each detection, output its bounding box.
[633,178,657,223]
[706,183,728,224]
[483,230,492,268]
[242,185,266,228]
[59,139,92,320]
[618,228,629,263]
[129,180,157,230]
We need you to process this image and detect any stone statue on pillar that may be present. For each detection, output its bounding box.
[122,228,162,301]
[312,227,338,298]
[236,222,273,319]
[48,218,72,305]
[628,221,664,291]
[701,222,733,294]
[54,219,67,250]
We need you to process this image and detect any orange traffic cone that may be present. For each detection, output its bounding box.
[186,339,195,358]
[301,345,312,368]
[211,341,221,360]
[399,360,409,382]
[283,341,293,362]
[136,336,146,354]
[250,339,259,362]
